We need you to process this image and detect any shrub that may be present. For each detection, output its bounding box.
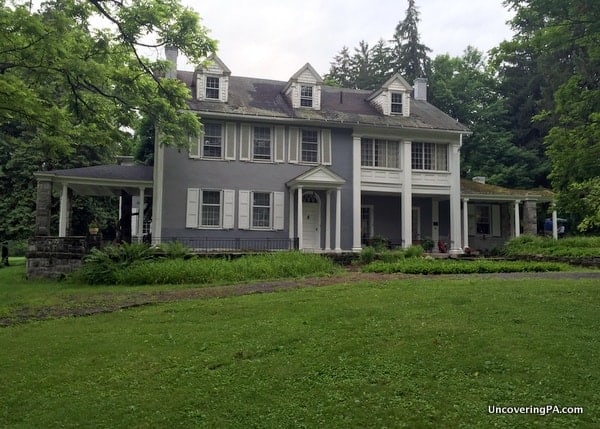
[505,235,600,258]
[404,245,424,258]
[156,241,194,259]
[379,249,405,263]
[363,259,568,275]
[75,243,153,285]
[360,247,376,264]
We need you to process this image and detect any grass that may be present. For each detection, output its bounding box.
[0,260,599,427]
[363,258,570,274]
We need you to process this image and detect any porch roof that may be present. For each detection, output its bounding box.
[461,179,554,202]
[34,165,153,197]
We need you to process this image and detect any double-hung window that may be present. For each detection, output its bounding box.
[361,138,400,168]
[252,192,271,228]
[203,123,223,159]
[300,85,313,107]
[301,129,319,163]
[201,190,221,227]
[411,142,448,171]
[391,92,403,114]
[205,76,220,99]
[253,126,272,161]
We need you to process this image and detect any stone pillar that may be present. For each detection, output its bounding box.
[522,201,538,235]
[35,178,53,236]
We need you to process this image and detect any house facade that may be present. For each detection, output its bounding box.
[151,51,470,253]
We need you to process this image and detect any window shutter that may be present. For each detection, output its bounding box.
[492,204,501,237]
[274,126,285,163]
[288,127,299,163]
[273,191,285,230]
[196,75,204,100]
[225,123,236,160]
[240,124,251,161]
[467,204,476,235]
[186,188,199,228]
[321,129,331,165]
[222,189,235,229]
[238,190,250,229]
[402,93,410,116]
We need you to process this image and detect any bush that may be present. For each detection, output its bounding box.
[360,247,376,264]
[404,245,424,258]
[75,243,153,285]
[363,259,568,275]
[155,241,194,259]
[379,249,405,263]
[505,235,600,258]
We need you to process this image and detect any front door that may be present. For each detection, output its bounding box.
[302,192,320,250]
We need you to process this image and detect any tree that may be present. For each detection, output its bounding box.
[0,0,217,238]
[429,47,538,188]
[392,0,431,82]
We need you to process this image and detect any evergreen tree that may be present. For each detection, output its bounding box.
[392,0,431,82]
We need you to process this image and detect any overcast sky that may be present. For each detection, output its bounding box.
[179,0,515,80]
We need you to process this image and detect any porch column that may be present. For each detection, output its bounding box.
[448,142,462,254]
[335,188,342,252]
[462,198,469,249]
[288,189,295,241]
[151,126,164,243]
[401,141,413,248]
[432,198,440,252]
[552,209,558,239]
[522,200,538,235]
[137,187,145,242]
[297,186,303,250]
[514,200,521,238]
[59,183,69,237]
[325,190,331,251]
[352,135,362,251]
[35,178,52,236]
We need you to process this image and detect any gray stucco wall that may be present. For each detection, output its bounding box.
[159,125,356,250]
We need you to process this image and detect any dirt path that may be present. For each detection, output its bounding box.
[2,271,599,327]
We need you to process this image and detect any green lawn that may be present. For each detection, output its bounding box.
[0,260,599,427]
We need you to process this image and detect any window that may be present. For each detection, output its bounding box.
[201,190,221,227]
[206,76,220,99]
[203,123,222,158]
[253,126,272,161]
[476,205,490,234]
[301,129,319,163]
[300,85,313,107]
[391,92,403,114]
[252,192,271,228]
[411,142,448,171]
[361,138,400,168]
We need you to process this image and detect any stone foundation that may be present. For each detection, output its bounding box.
[27,236,89,279]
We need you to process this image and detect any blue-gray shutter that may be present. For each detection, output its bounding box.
[186,188,199,228]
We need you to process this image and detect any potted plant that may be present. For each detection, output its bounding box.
[88,221,100,235]
[421,238,434,253]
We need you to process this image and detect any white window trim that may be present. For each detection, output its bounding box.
[205,75,221,100]
[390,92,403,115]
[186,188,235,230]
[300,84,314,108]
[360,138,401,169]
[199,189,223,229]
[252,126,273,162]
[411,142,449,172]
[300,129,320,164]
[239,190,285,231]
[201,123,224,160]
[251,191,272,229]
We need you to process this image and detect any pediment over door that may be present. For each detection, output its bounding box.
[286,166,346,190]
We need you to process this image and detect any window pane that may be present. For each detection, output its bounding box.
[201,191,221,227]
[253,126,271,160]
[436,144,448,170]
[387,141,399,168]
[252,192,271,228]
[206,77,220,99]
[412,142,423,169]
[203,123,222,158]
[476,206,490,234]
[301,130,319,162]
[391,92,402,113]
[300,85,313,107]
[374,140,386,167]
[423,143,433,169]
[361,138,373,166]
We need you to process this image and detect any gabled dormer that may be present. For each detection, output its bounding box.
[194,54,231,103]
[367,73,412,117]
[283,63,323,110]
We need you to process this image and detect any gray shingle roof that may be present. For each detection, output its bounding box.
[46,165,153,181]
[180,72,469,133]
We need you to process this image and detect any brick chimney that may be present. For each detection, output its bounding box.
[413,78,428,101]
[164,45,178,79]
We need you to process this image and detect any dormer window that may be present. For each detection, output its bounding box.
[206,76,220,99]
[391,92,403,114]
[300,85,313,107]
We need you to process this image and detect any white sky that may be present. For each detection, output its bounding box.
[180,0,515,80]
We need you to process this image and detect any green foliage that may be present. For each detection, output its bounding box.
[76,251,339,286]
[363,258,568,275]
[156,240,194,259]
[359,246,376,264]
[76,243,153,284]
[391,0,431,82]
[404,244,424,258]
[505,235,600,258]
[421,238,434,252]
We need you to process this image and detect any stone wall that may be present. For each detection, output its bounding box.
[27,236,89,279]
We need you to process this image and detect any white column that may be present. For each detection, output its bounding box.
[432,198,440,251]
[552,209,558,240]
[514,200,521,238]
[325,190,332,251]
[449,143,462,254]
[335,188,342,252]
[137,188,145,242]
[462,198,469,249]
[352,135,362,252]
[288,189,295,241]
[59,183,69,237]
[151,126,164,243]
[401,141,412,248]
[297,186,303,250]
